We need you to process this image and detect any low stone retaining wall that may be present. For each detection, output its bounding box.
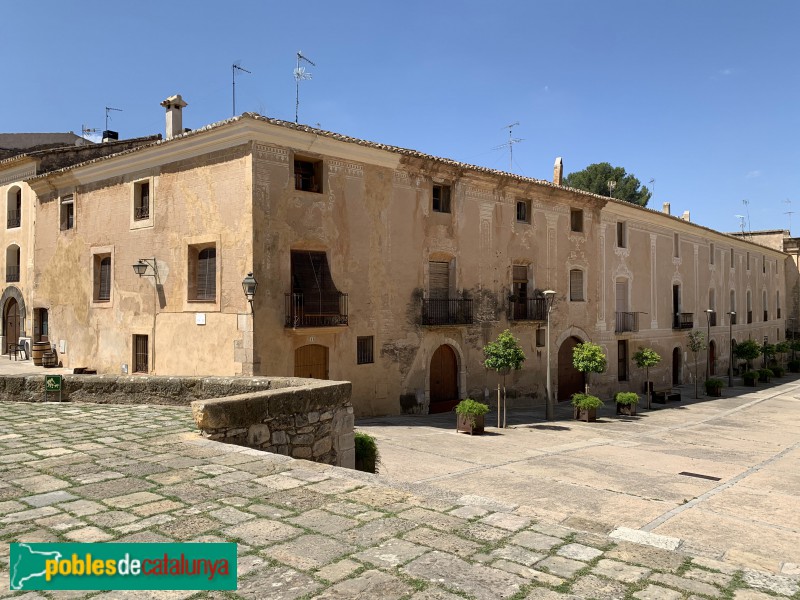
[0,374,355,469]
[191,380,354,468]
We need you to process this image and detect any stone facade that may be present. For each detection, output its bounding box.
[1,102,794,417]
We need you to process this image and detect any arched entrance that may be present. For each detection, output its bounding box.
[294,344,329,379]
[557,336,585,402]
[672,347,682,385]
[4,298,19,355]
[709,340,716,375]
[429,344,458,413]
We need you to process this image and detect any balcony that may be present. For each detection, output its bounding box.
[285,292,348,328]
[6,266,19,283]
[509,298,548,321]
[7,210,20,229]
[422,298,473,326]
[747,311,753,324]
[615,311,639,333]
[672,313,693,330]
[134,204,150,221]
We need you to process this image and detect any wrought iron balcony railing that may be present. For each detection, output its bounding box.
[672,313,694,330]
[509,298,548,321]
[285,292,348,328]
[6,266,19,283]
[422,298,473,326]
[7,210,20,228]
[615,311,639,333]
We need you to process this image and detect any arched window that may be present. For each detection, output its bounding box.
[5,244,20,282]
[730,290,736,324]
[7,187,21,229]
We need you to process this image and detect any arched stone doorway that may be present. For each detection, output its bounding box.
[672,347,682,385]
[557,336,585,402]
[294,344,329,379]
[4,297,19,355]
[429,344,458,413]
[709,340,716,375]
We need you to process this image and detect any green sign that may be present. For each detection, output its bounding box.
[45,375,62,392]
[9,543,237,591]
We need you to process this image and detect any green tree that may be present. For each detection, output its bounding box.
[734,339,761,371]
[483,329,526,428]
[572,342,607,395]
[633,347,661,409]
[687,331,706,399]
[775,341,790,365]
[563,162,652,207]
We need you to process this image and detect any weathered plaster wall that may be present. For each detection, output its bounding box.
[32,144,254,375]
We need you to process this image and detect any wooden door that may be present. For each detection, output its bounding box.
[557,336,585,402]
[672,347,681,385]
[294,344,329,379]
[429,344,458,413]
[4,298,19,354]
[709,340,716,375]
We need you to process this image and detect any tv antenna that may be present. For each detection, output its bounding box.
[649,178,655,199]
[784,198,793,234]
[232,62,251,117]
[735,215,746,235]
[81,124,99,139]
[742,199,751,234]
[105,107,122,130]
[492,122,524,172]
[294,51,315,124]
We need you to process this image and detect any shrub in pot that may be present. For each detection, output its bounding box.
[772,365,785,378]
[789,359,800,373]
[455,398,490,435]
[758,368,774,383]
[355,431,381,474]
[614,391,639,416]
[572,392,603,422]
[704,378,724,397]
[742,371,759,386]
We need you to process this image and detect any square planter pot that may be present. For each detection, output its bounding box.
[456,413,485,435]
[744,379,758,387]
[574,407,597,422]
[616,402,637,416]
[705,388,722,397]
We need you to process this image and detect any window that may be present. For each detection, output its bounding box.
[777,290,781,319]
[570,209,583,233]
[746,252,750,270]
[730,290,737,324]
[536,328,545,347]
[432,184,451,213]
[730,248,734,268]
[134,180,150,221]
[93,255,111,302]
[708,289,716,326]
[747,290,752,323]
[569,269,584,302]
[133,334,149,373]
[511,264,529,319]
[357,336,374,364]
[617,340,628,382]
[7,186,21,229]
[188,245,216,301]
[294,157,323,193]
[673,233,680,258]
[5,244,19,283]
[616,221,627,248]
[762,257,766,274]
[709,243,715,265]
[60,194,74,231]
[516,199,531,223]
[763,290,768,322]
[429,261,450,299]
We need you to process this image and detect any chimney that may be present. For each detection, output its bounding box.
[662,202,671,215]
[681,210,691,222]
[160,94,188,140]
[553,157,563,185]
[102,130,118,142]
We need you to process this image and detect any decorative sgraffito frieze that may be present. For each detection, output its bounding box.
[254,144,288,163]
[393,170,414,188]
[465,185,493,202]
[328,159,363,178]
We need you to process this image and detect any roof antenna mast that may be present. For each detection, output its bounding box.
[493,122,524,172]
[105,107,122,131]
[742,199,751,235]
[784,199,793,235]
[294,51,315,124]
[232,62,252,117]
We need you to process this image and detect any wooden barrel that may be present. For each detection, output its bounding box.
[42,351,57,368]
[32,342,50,366]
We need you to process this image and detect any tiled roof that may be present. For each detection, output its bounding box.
[0,132,87,150]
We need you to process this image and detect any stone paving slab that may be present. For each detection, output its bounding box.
[0,399,799,599]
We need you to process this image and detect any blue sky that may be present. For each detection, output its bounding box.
[3,1,798,234]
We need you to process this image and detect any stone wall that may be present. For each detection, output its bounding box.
[0,374,355,469]
[191,380,354,469]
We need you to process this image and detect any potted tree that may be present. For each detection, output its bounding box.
[455,398,490,435]
[742,370,759,387]
[633,347,661,410]
[758,367,774,384]
[572,341,607,395]
[483,329,526,429]
[704,378,724,397]
[572,393,604,422]
[734,339,761,373]
[687,330,706,399]
[614,391,639,416]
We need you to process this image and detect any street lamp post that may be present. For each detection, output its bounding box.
[705,309,715,381]
[544,290,556,421]
[727,311,736,387]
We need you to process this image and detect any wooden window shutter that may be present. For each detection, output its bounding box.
[429,261,450,299]
[197,248,216,300]
[570,269,584,301]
